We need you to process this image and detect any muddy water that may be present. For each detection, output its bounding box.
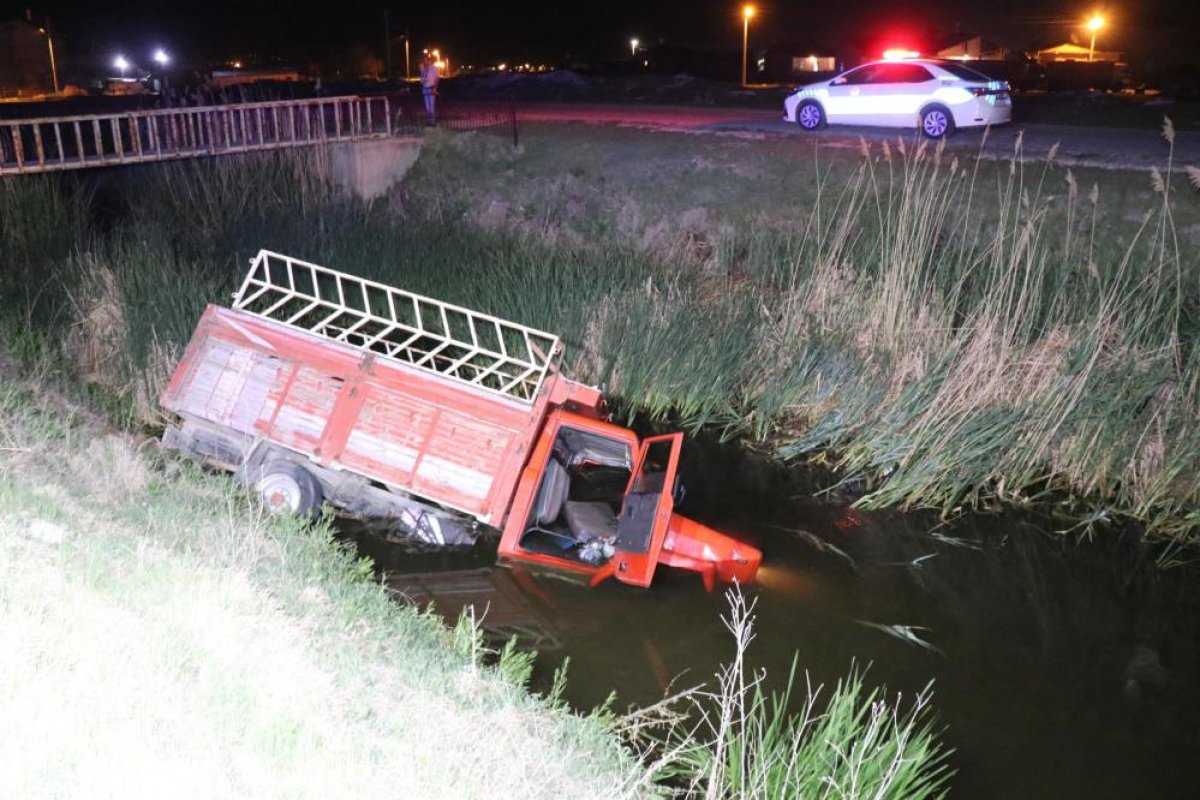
[344,437,1200,799]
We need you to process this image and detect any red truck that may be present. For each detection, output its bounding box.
[160,250,761,589]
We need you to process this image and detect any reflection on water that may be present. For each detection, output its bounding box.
[342,435,1200,799]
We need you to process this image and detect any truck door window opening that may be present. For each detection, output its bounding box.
[519,427,633,563]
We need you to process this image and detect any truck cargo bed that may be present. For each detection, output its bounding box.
[162,304,548,525]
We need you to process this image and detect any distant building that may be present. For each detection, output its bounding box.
[0,17,51,96]
[1030,42,1128,90]
[935,35,1012,61]
[211,67,304,89]
[762,42,838,83]
[791,54,837,74]
[1033,42,1122,63]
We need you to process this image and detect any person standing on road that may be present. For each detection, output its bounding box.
[420,54,440,125]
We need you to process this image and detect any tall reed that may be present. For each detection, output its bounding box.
[625,589,952,799]
[2,127,1197,543]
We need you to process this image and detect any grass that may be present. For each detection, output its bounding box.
[0,361,649,799]
[0,353,954,798]
[397,125,1200,545]
[624,590,952,799]
[0,145,958,796]
[3,119,1200,552]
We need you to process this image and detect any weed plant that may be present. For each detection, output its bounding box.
[624,590,952,799]
[2,124,1199,545]
[0,363,646,798]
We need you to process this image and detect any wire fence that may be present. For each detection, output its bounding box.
[389,94,520,145]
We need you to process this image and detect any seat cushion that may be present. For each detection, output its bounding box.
[533,459,570,526]
[563,501,618,544]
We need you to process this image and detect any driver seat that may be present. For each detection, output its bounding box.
[533,458,570,526]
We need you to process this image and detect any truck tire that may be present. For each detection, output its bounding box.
[256,462,323,519]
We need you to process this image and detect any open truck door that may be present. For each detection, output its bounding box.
[610,434,682,587]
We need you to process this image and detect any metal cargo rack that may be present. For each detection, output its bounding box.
[232,249,561,403]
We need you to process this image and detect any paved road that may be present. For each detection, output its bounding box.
[520,104,1199,172]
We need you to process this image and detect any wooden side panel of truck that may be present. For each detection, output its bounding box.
[163,304,564,526]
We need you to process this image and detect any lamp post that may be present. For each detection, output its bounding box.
[37,27,59,94]
[1086,14,1105,62]
[152,49,170,95]
[741,5,756,88]
[401,31,411,80]
[114,55,129,77]
[630,38,639,57]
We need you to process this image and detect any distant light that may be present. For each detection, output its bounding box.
[114,55,129,71]
[742,4,756,20]
[497,62,507,70]
[434,60,446,70]
[153,48,169,66]
[630,37,639,56]
[882,49,920,60]
[231,61,242,69]
[1087,14,1105,32]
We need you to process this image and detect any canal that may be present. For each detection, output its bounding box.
[345,436,1200,799]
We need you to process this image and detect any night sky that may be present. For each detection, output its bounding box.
[21,0,1200,67]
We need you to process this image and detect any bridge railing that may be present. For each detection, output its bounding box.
[0,95,397,175]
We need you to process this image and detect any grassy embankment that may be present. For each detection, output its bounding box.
[7,119,1200,547]
[398,123,1200,547]
[0,366,644,798]
[0,150,952,797]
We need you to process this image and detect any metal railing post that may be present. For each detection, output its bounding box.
[12,124,26,170]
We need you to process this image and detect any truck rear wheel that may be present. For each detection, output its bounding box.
[256,462,323,519]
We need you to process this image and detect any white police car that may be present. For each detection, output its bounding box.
[784,58,1012,138]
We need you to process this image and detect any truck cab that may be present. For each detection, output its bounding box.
[499,410,760,589]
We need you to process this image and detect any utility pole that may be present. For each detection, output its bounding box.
[36,19,60,94]
[741,5,756,88]
[45,26,60,94]
[383,10,392,80]
[404,29,411,81]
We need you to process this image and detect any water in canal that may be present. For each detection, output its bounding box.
[344,436,1200,799]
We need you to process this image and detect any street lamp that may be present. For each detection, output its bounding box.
[1086,14,1105,62]
[630,38,639,57]
[153,48,169,66]
[37,27,59,94]
[397,32,411,81]
[741,4,756,88]
[114,55,129,76]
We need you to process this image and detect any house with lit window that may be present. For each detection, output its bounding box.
[1033,42,1122,64]
[1031,41,1128,90]
[935,35,1011,61]
[762,41,839,83]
